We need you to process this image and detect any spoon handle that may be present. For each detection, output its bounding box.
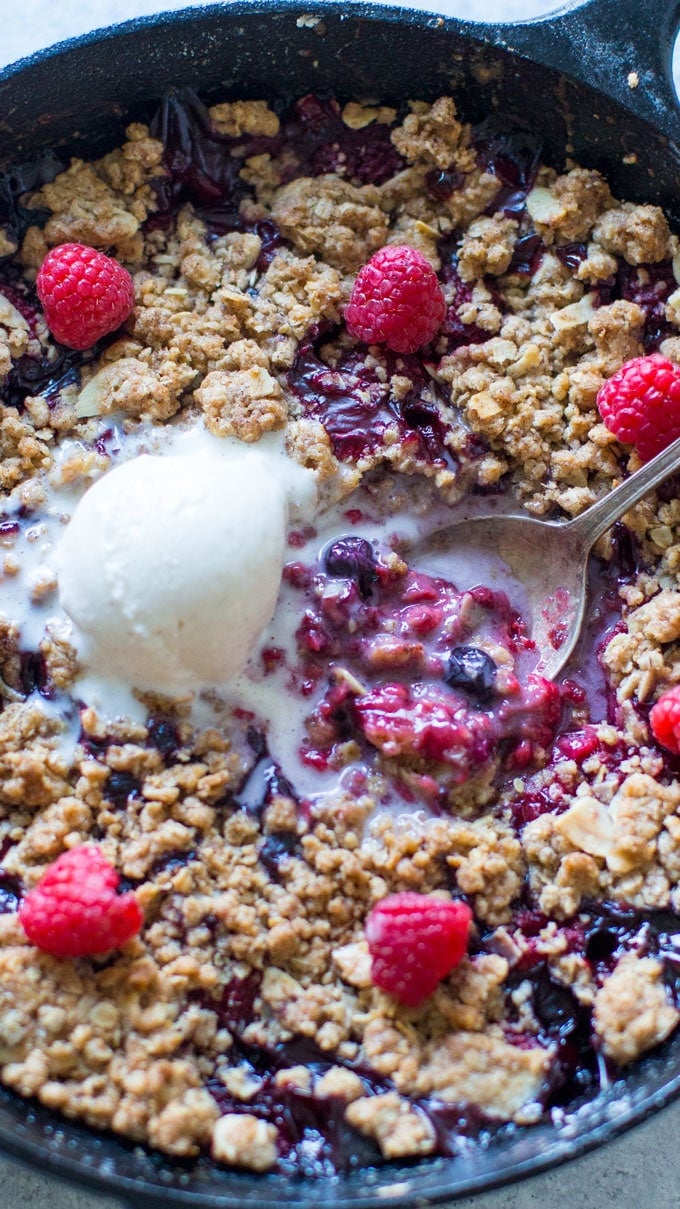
[566,433,680,549]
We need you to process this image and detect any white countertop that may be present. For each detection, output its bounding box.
[2,2,679,1208]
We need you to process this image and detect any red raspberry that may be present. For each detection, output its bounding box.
[36,243,135,350]
[18,845,143,958]
[365,891,472,1007]
[596,353,680,462]
[650,685,680,754]
[345,244,446,354]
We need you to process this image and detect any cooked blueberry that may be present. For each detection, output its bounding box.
[105,771,141,807]
[258,832,300,880]
[444,646,497,704]
[425,168,464,201]
[146,715,179,760]
[0,871,21,914]
[321,536,377,599]
[555,242,587,273]
[508,230,544,278]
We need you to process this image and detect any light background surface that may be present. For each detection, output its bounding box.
[1,1,679,1206]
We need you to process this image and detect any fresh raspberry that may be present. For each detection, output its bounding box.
[18,845,143,958]
[345,244,446,354]
[365,891,472,1007]
[36,243,135,350]
[650,685,680,754]
[596,353,680,462]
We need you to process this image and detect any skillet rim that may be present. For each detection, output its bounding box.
[1,2,680,1204]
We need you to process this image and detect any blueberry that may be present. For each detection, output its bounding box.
[444,646,497,704]
[321,536,377,600]
[258,831,299,880]
[146,715,179,761]
[105,770,141,808]
[0,872,21,914]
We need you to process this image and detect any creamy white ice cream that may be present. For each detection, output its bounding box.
[57,451,288,693]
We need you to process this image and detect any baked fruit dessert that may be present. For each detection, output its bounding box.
[1,86,680,1175]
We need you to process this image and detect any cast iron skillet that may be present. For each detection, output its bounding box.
[1,0,680,1203]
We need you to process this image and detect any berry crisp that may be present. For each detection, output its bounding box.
[1,88,680,1175]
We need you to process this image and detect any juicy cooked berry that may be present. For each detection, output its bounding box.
[0,871,21,914]
[444,645,497,704]
[105,771,141,807]
[321,536,377,599]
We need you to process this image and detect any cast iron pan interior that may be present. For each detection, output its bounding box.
[1,1,680,1204]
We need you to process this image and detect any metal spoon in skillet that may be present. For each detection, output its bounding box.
[418,434,680,680]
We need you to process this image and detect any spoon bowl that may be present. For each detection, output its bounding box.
[421,512,588,679]
[419,432,680,680]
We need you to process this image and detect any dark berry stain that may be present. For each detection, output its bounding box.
[209,969,262,1035]
[19,650,54,699]
[234,729,299,819]
[151,848,198,878]
[473,116,542,218]
[0,150,63,258]
[437,244,495,351]
[286,94,404,186]
[594,259,676,351]
[150,86,249,223]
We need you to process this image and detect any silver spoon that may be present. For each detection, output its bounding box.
[418,433,680,680]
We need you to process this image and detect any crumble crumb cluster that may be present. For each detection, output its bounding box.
[1,88,680,1176]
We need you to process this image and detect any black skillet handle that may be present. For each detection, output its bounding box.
[484,0,680,144]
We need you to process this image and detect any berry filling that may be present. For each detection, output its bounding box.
[277,533,565,803]
[288,337,458,466]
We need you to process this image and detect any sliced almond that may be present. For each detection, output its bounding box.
[0,294,28,332]
[554,795,613,858]
[75,368,109,418]
[550,294,597,331]
[526,185,564,225]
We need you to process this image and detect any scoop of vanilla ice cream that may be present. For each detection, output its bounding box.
[58,452,287,692]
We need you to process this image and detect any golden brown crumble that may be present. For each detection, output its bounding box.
[390,98,476,173]
[271,176,388,272]
[593,954,680,1065]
